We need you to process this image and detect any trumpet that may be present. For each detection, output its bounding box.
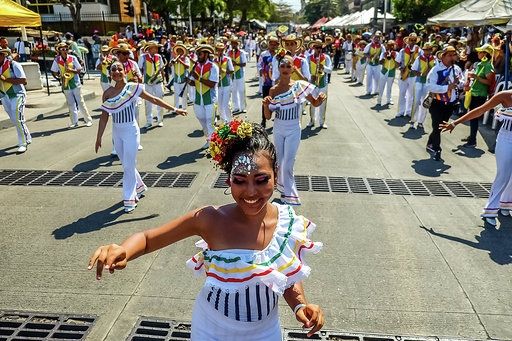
[147,58,168,85]
[259,40,268,51]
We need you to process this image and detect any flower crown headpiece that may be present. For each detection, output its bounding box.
[275,47,287,62]
[209,119,254,171]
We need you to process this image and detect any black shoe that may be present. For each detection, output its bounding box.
[261,120,266,128]
[426,144,435,153]
[463,142,476,148]
[434,150,441,161]
[461,137,469,142]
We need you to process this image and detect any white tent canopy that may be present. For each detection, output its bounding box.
[324,15,348,28]
[427,0,512,26]
[343,8,395,28]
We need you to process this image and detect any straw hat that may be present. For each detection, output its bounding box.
[385,40,397,48]
[111,43,133,54]
[173,41,187,55]
[55,42,70,51]
[422,42,434,51]
[280,34,303,49]
[195,44,214,55]
[435,46,457,59]
[373,31,383,38]
[308,39,325,49]
[359,40,368,46]
[0,48,11,56]
[100,45,111,52]
[215,42,225,50]
[404,33,418,44]
[324,35,334,44]
[143,41,163,52]
[229,36,241,44]
[267,36,279,44]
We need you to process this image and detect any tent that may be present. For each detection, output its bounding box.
[0,0,41,27]
[324,16,346,28]
[311,17,332,29]
[344,8,395,28]
[427,0,512,26]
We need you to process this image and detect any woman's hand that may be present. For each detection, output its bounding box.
[439,120,455,133]
[175,108,188,116]
[95,138,102,153]
[88,244,128,280]
[295,304,324,337]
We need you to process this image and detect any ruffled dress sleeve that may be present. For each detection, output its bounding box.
[495,106,512,123]
[100,82,144,114]
[186,204,322,295]
[268,81,315,112]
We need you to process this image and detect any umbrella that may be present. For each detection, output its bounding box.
[238,31,246,36]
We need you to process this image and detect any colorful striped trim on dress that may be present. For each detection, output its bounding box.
[495,107,512,122]
[269,81,314,108]
[101,83,144,113]
[481,207,499,217]
[186,204,322,295]
[124,199,137,209]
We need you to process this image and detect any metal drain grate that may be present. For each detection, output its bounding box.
[0,170,197,189]
[127,318,491,341]
[212,173,492,199]
[127,318,191,341]
[0,311,97,341]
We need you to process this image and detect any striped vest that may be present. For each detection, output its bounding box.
[310,54,327,88]
[194,61,213,105]
[144,54,161,84]
[417,55,435,83]
[229,49,243,79]
[57,56,77,90]
[215,56,230,87]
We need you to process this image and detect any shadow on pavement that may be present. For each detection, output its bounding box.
[370,103,389,112]
[157,148,205,170]
[53,202,159,240]
[30,126,84,138]
[73,154,119,172]
[385,116,409,127]
[401,126,427,140]
[349,82,363,87]
[420,221,512,265]
[0,145,18,157]
[188,129,205,138]
[301,126,321,140]
[35,112,68,121]
[411,158,451,177]
[451,145,485,158]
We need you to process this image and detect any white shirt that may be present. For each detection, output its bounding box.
[14,41,25,54]
[426,62,464,102]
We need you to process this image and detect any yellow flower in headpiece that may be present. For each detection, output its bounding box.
[209,141,223,159]
[237,122,253,139]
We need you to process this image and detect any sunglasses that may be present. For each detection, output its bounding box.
[120,51,130,55]
[60,48,69,51]
[315,47,323,50]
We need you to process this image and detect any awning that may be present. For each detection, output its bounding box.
[345,8,395,28]
[427,0,512,27]
[0,0,41,27]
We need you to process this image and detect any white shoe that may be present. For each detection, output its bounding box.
[501,209,510,216]
[124,206,136,213]
[483,217,497,226]
[110,150,117,156]
[138,145,143,151]
[158,121,164,127]
[86,121,92,127]
[409,123,415,129]
[307,121,314,127]
[388,100,394,105]
[143,122,152,128]
[320,124,328,129]
[68,123,78,129]
[201,142,210,149]
[17,145,27,153]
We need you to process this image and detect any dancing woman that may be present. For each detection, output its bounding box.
[95,61,187,212]
[263,53,326,206]
[89,121,324,339]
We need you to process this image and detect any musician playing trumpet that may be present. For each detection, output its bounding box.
[363,31,383,96]
[396,33,420,118]
[51,42,92,128]
[214,42,234,123]
[139,41,166,128]
[307,40,332,129]
[377,40,398,107]
[95,45,118,91]
[171,42,190,112]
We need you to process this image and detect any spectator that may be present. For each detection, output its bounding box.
[14,37,27,62]
[83,37,94,69]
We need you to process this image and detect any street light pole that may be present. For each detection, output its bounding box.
[188,0,193,35]
[383,0,387,33]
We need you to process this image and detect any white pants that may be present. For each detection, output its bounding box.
[345,53,353,74]
[188,83,195,103]
[232,78,245,111]
[2,94,31,147]
[191,287,282,341]
[411,82,428,124]
[64,87,91,125]
[378,75,394,105]
[274,121,301,206]
[481,130,512,217]
[145,83,164,123]
[310,86,327,125]
[218,85,231,123]
[194,104,215,140]
[258,76,263,93]
[355,62,365,83]
[398,77,415,116]
[112,123,146,210]
[174,82,187,109]
[101,81,110,92]
[366,64,380,94]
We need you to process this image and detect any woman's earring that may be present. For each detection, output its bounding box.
[224,186,231,195]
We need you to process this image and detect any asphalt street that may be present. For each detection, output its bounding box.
[0,61,510,340]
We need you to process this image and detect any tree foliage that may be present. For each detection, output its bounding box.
[391,0,463,23]
[303,0,339,25]
[58,0,82,35]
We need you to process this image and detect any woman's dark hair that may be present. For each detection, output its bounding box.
[222,123,277,176]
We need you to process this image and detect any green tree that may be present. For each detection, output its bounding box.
[268,1,295,23]
[58,0,82,34]
[304,0,338,25]
[391,0,463,23]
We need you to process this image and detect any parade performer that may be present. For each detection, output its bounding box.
[351,36,361,81]
[263,53,326,206]
[95,61,187,213]
[228,37,247,114]
[188,45,197,105]
[170,41,190,111]
[139,41,166,128]
[0,48,31,153]
[425,46,463,161]
[364,32,383,96]
[354,40,367,85]
[51,42,92,128]
[410,43,436,129]
[342,34,354,75]
[307,40,332,129]
[258,36,278,128]
[440,90,512,226]
[214,42,234,123]
[377,40,397,106]
[89,120,324,340]
[396,33,421,117]
[189,44,219,149]
[95,45,118,91]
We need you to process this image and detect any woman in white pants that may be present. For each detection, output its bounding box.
[263,54,326,206]
[95,62,187,212]
[440,90,512,226]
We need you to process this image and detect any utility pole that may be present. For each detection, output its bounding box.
[188,0,193,35]
[383,0,387,33]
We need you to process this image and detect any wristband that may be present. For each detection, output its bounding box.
[450,121,456,128]
[293,303,306,314]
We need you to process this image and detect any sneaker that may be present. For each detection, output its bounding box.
[158,121,164,127]
[387,100,394,105]
[124,206,136,213]
[138,145,143,151]
[409,123,415,129]
[110,150,117,157]
[395,113,404,118]
[320,124,328,129]
[201,142,210,149]
[261,120,266,128]
[418,123,423,128]
[426,144,435,153]
[17,145,27,153]
[483,217,497,226]
[463,142,476,148]
[143,122,152,128]
[461,137,469,142]
[500,209,510,216]
[307,121,314,128]
[376,102,381,106]
[241,109,247,114]
[86,121,93,127]
[405,112,412,117]
[433,150,441,161]
[68,123,78,129]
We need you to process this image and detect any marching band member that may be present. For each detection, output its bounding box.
[342,34,354,75]
[96,45,118,91]
[187,45,196,105]
[307,40,332,128]
[354,40,368,85]
[396,33,421,117]
[51,42,92,128]
[228,37,247,114]
[96,61,187,213]
[410,42,436,129]
[189,44,219,149]
[170,41,190,111]
[214,42,234,123]
[259,36,278,128]
[0,48,31,153]
[139,41,166,128]
[351,36,361,81]
[364,31,383,96]
[377,40,397,106]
